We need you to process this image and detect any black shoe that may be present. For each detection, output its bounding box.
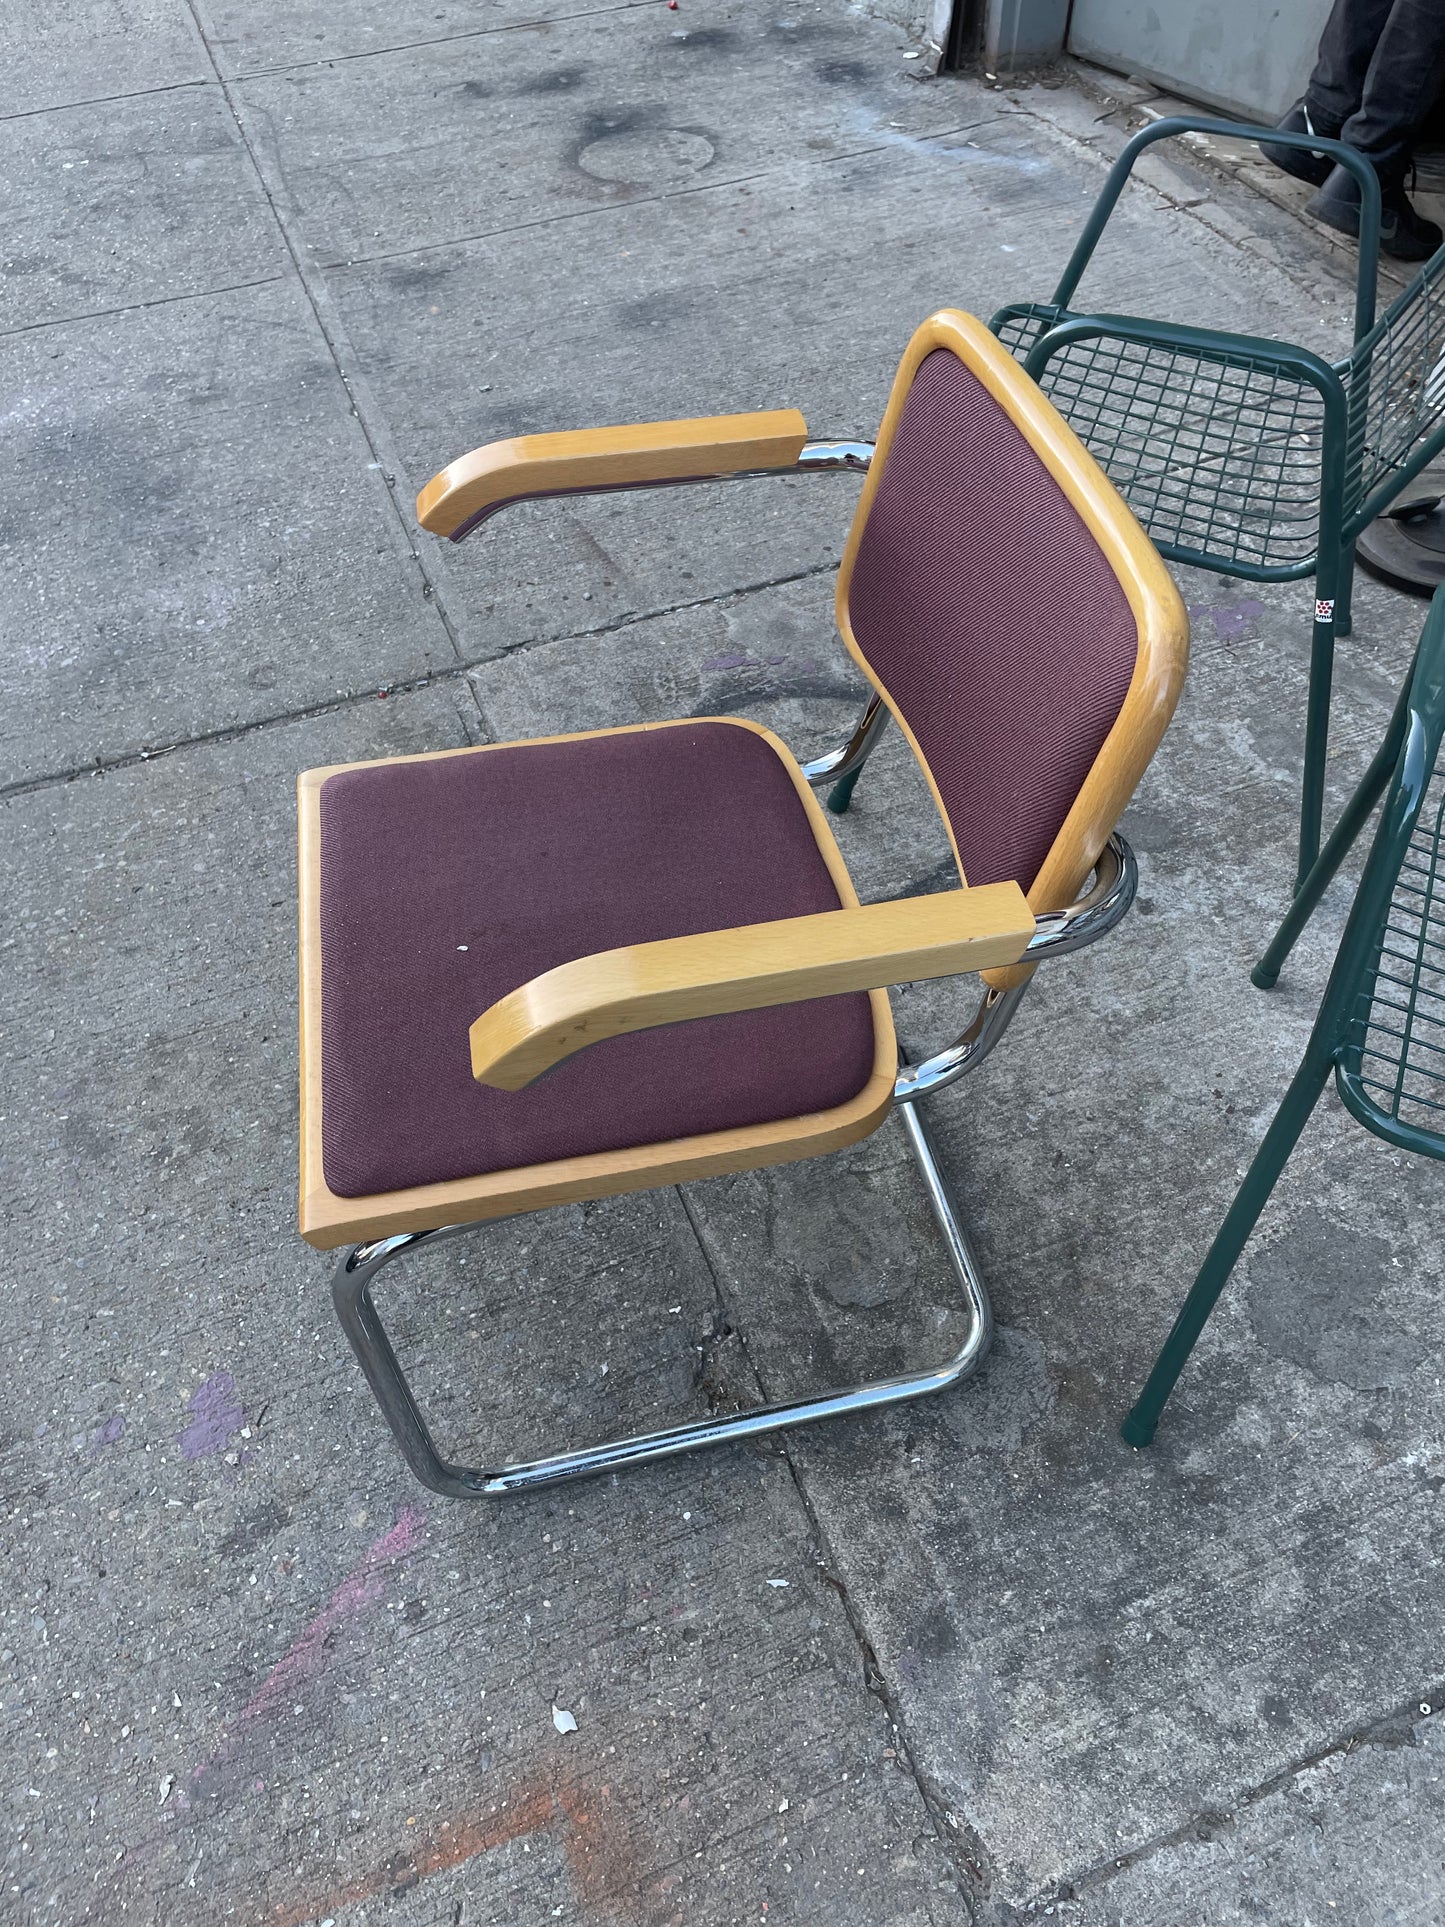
[1308,161,1444,261]
[1260,100,1339,187]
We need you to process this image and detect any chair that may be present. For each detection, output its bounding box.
[990,114,1445,895]
[297,311,1188,1498]
[1124,584,1445,1447]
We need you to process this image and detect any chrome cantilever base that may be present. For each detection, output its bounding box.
[332,1094,993,1499]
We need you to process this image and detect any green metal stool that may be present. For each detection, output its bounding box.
[990,115,1445,893]
[1124,585,1445,1446]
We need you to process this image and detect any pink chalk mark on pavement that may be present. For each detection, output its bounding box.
[179,1506,426,1808]
[235,1507,426,1730]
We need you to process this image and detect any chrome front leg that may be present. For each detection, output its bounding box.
[330,1095,994,1499]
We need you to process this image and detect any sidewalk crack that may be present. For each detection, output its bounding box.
[180,0,464,663]
[674,1190,990,1922]
[1044,1679,1445,1909]
[1,559,843,799]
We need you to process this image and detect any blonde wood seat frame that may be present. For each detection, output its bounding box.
[303,312,1188,1498]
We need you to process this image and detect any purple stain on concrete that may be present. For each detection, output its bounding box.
[699,651,755,671]
[179,1371,245,1461]
[1189,598,1266,641]
[91,1413,125,1453]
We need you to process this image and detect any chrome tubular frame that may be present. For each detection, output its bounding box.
[332,1094,990,1500]
[1023,833,1137,960]
[328,795,1135,1496]
[893,982,1031,1104]
[893,835,1137,1103]
[795,440,874,473]
[723,442,876,488]
[799,691,891,790]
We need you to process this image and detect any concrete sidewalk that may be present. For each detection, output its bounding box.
[2,4,1442,1922]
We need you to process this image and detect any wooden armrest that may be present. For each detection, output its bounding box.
[470,884,1034,1091]
[416,409,810,540]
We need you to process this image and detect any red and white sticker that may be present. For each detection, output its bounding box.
[1316,598,1335,622]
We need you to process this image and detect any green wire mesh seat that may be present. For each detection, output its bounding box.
[1338,777,1445,1146]
[990,115,1445,891]
[995,253,1445,573]
[1125,585,1445,1447]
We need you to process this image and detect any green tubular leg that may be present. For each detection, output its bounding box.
[826,767,863,814]
[1296,395,1352,888]
[1296,607,1338,890]
[1120,1050,1333,1447]
[1335,543,1355,639]
[1253,666,1414,988]
[1129,589,1445,1447]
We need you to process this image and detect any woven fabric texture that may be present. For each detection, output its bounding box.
[318,723,879,1198]
[847,348,1139,892]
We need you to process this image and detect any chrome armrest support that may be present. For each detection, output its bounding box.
[1022,834,1137,958]
[893,981,1029,1103]
[796,440,874,472]
[800,691,890,787]
[892,836,1138,1104]
[708,441,874,495]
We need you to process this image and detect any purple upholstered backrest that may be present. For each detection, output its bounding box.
[845,348,1140,894]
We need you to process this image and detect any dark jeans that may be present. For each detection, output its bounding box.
[1308,0,1445,176]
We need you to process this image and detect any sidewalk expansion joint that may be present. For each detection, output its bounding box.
[674,1189,992,1921]
[0,679,450,800]
[0,273,288,341]
[0,76,218,125]
[180,0,465,665]
[1,562,844,799]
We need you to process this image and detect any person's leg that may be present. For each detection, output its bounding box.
[1340,0,1445,174]
[1310,0,1445,259]
[1310,0,1395,132]
[1263,0,1388,186]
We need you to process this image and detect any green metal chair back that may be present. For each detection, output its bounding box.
[990,116,1383,582]
[989,116,1445,895]
[1124,584,1445,1446]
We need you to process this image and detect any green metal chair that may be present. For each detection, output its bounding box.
[989,115,1445,894]
[1124,584,1445,1446]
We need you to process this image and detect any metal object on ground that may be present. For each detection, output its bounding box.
[1356,480,1445,596]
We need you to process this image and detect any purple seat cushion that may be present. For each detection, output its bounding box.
[847,348,1139,892]
[318,722,879,1198]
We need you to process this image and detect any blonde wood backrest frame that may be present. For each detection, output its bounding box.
[834,310,1189,989]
